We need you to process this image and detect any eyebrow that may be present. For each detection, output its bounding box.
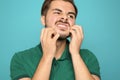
[52,8,62,12]
[68,12,76,17]
[52,8,76,17]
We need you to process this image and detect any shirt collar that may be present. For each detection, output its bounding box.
[57,40,71,61]
[38,40,71,61]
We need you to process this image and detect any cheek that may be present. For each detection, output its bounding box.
[69,19,75,26]
[46,16,57,25]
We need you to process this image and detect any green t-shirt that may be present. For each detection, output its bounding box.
[10,41,100,80]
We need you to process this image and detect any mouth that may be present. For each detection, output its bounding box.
[56,22,70,31]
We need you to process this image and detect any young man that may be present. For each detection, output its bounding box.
[10,0,100,80]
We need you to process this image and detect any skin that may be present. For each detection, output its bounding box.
[19,0,100,80]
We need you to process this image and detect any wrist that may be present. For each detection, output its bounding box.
[70,50,79,55]
[42,54,54,62]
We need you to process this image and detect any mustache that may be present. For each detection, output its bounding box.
[55,19,70,26]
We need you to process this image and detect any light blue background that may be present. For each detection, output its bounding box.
[0,0,120,80]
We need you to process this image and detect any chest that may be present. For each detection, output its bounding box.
[25,58,75,80]
[49,59,75,80]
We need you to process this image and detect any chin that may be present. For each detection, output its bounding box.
[56,29,70,40]
[57,34,70,40]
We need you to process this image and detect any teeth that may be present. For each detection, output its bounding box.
[58,25,66,27]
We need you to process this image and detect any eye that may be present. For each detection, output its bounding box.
[68,14,75,19]
[53,11,61,15]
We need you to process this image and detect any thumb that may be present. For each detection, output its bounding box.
[53,33,60,41]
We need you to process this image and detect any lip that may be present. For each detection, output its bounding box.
[56,22,69,30]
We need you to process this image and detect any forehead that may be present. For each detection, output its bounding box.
[49,0,75,13]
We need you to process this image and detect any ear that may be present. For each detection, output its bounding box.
[41,16,45,26]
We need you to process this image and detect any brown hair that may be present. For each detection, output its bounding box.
[41,0,78,17]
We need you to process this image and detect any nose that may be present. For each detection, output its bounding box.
[60,14,68,22]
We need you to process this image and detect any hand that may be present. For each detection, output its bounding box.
[69,25,84,55]
[40,28,60,59]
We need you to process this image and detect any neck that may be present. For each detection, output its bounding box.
[55,39,67,60]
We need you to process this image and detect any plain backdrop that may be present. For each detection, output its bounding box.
[0,0,120,80]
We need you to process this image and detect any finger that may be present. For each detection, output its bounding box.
[70,29,76,38]
[53,33,60,41]
[46,28,56,39]
[41,28,53,42]
[76,25,84,39]
[71,25,81,34]
[40,28,45,41]
[71,25,84,38]
[79,26,84,39]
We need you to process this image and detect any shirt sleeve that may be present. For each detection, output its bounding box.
[80,49,101,78]
[10,53,30,80]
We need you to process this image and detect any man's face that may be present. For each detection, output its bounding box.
[41,0,76,40]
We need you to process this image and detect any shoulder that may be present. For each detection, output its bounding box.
[10,44,41,79]
[11,44,42,62]
[80,49,100,78]
[79,49,100,70]
[80,49,97,59]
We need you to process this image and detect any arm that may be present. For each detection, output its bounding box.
[69,25,100,80]
[32,28,59,80]
[71,52,100,80]
[19,28,59,80]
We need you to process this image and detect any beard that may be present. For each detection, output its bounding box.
[58,33,70,40]
[45,24,70,41]
[44,18,71,41]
